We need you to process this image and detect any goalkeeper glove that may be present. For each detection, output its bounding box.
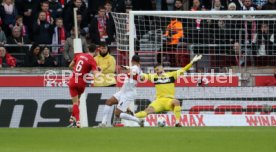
[191,54,202,64]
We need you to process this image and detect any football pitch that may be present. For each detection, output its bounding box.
[0,127,275,152]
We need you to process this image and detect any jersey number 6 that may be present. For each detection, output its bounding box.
[76,60,84,72]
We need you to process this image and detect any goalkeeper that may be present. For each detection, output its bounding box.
[135,55,202,127]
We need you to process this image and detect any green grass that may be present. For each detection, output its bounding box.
[0,127,276,152]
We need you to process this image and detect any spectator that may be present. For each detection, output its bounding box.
[105,1,112,18]
[174,0,184,10]
[226,3,242,44]
[191,0,202,10]
[181,0,190,10]
[211,0,226,10]
[252,22,274,55]
[163,18,184,46]
[41,46,57,67]
[0,46,16,68]
[7,26,30,51]
[90,6,115,45]
[1,0,18,36]
[262,0,276,10]
[35,1,53,23]
[242,0,257,45]
[252,0,267,9]
[59,0,66,7]
[64,0,89,33]
[228,2,238,11]
[243,0,258,9]
[233,42,245,66]
[33,11,54,44]
[155,0,171,10]
[48,0,63,19]
[166,0,175,10]
[112,0,126,13]
[63,27,87,66]
[22,0,38,41]
[14,15,28,38]
[94,42,116,87]
[161,18,183,66]
[52,18,66,55]
[14,0,24,15]
[52,17,66,66]
[188,0,209,45]
[0,25,7,45]
[28,43,43,67]
[230,0,244,10]
[76,13,89,37]
[105,2,116,40]
[87,0,104,15]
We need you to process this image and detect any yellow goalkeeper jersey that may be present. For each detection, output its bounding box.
[143,63,192,99]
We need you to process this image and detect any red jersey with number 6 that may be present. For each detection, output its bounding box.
[70,53,97,85]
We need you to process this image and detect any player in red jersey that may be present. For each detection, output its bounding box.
[68,48,99,128]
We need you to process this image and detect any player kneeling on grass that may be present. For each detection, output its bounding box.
[98,55,144,127]
[135,55,202,127]
[68,49,100,128]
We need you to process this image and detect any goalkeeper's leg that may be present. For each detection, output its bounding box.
[172,99,181,127]
[135,99,162,118]
[135,106,155,118]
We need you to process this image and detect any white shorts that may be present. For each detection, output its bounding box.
[113,91,136,112]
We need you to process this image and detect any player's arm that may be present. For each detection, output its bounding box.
[92,70,101,78]
[172,55,203,78]
[69,60,75,70]
[91,58,101,78]
[140,73,153,82]
[121,65,138,79]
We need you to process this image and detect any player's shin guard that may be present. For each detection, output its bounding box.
[120,113,140,123]
[174,106,181,124]
[135,111,147,118]
[72,104,80,121]
[101,105,112,124]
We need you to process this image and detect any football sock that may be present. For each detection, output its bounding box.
[120,113,140,123]
[174,106,181,124]
[135,111,147,118]
[72,104,80,121]
[101,105,112,124]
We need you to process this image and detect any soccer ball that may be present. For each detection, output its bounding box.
[157,116,166,127]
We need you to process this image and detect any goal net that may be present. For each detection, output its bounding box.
[110,11,276,127]
[112,11,276,73]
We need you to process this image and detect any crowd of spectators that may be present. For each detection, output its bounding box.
[0,0,275,68]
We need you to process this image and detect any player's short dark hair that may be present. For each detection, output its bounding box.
[132,55,140,63]
[105,1,111,5]
[88,43,97,53]
[41,1,49,6]
[55,17,63,21]
[98,6,106,11]
[16,15,23,20]
[154,63,163,68]
[98,42,107,47]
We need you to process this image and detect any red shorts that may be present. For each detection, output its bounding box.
[68,78,86,97]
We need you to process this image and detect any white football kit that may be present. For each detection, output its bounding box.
[114,65,142,112]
